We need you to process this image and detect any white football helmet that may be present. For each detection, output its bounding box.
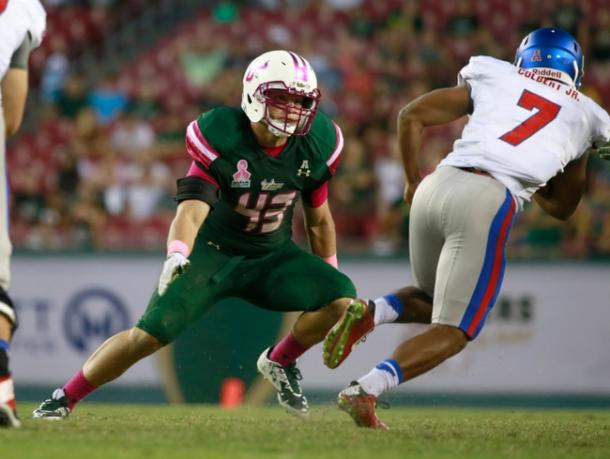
[241,50,321,137]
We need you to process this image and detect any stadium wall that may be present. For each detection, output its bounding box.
[9,255,610,407]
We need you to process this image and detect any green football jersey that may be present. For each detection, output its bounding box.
[186,106,343,256]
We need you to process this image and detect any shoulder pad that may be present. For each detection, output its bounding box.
[307,111,343,172]
[23,0,46,47]
[458,56,513,85]
[185,113,221,168]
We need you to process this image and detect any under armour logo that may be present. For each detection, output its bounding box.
[297,160,311,177]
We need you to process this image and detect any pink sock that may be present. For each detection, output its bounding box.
[268,332,309,366]
[63,369,97,410]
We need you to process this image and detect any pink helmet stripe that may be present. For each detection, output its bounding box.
[288,51,309,82]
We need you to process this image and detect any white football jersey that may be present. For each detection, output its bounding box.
[0,0,46,96]
[440,55,610,208]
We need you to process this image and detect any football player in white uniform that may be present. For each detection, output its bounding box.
[323,27,610,430]
[0,0,46,428]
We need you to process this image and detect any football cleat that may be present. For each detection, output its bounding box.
[0,402,21,428]
[32,388,70,420]
[337,382,388,431]
[256,347,309,417]
[323,299,375,369]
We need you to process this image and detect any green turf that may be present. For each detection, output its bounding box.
[2,404,610,459]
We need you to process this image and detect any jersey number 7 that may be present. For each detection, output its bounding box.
[499,90,561,146]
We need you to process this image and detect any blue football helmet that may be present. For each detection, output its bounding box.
[514,27,584,88]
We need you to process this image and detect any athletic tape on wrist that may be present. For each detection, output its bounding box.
[323,254,338,268]
[167,240,190,257]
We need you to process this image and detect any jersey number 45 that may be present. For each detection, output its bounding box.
[236,191,297,234]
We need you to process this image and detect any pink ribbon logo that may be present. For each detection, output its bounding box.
[233,159,251,181]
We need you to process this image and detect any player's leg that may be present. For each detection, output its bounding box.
[0,113,19,428]
[342,169,516,429]
[242,243,357,416]
[0,310,20,429]
[324,174,442,371]
[358,182,440,327]
[290,296,351,346]
[370,286,433,325]
[250,244,356,347]
[360,187,516,392]
[33,239,232,419]
[332,171,444,429]
[32,326,165,420]
[323,287,434,371]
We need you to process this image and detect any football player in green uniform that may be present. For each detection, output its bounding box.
[33,50,360,419]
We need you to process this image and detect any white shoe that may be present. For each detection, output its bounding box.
[256,347,309,417]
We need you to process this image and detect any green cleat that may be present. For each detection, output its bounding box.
[32,389,70,420]
[257,347,309,417]
[323,299,374,369]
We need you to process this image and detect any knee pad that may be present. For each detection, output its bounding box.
[0,287,17,332]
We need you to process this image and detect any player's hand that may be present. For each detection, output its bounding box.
[404,179,421,204]
[157,252,190,296]
[597,145,610,160]
[590,140,610,160]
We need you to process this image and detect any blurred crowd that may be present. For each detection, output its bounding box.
[7,0,610,258]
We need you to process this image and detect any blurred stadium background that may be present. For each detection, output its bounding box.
[7,0,610,408]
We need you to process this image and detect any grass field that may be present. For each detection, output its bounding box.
[2,404,610,459]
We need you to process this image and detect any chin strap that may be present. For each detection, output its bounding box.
[265,120,295,138]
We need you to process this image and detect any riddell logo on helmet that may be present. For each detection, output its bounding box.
[531,68,563,79]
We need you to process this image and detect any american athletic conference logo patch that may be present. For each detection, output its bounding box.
[231,159,252,188]
[531,49,543,62]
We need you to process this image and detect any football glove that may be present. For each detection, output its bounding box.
[592,140,610,160]
[597,145,610,160]
[157,252,190,296]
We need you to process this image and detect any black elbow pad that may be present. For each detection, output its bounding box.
[10,32,34,69]
[175,176,219,208]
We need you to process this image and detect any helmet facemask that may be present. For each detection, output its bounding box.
[256,83,321,137]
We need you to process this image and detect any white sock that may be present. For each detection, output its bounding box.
[373,294,404,325]
[357,359,404,397]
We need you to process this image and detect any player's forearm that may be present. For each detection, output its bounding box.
[534,154,588,221]
[306,217,337,258]
[533,196,571,220]
[1,68,28,137]
[398,85,471,183]
[167,200,211,253]
[303,201,337,258]
[397,111,424,185]
[533,187,581,221]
